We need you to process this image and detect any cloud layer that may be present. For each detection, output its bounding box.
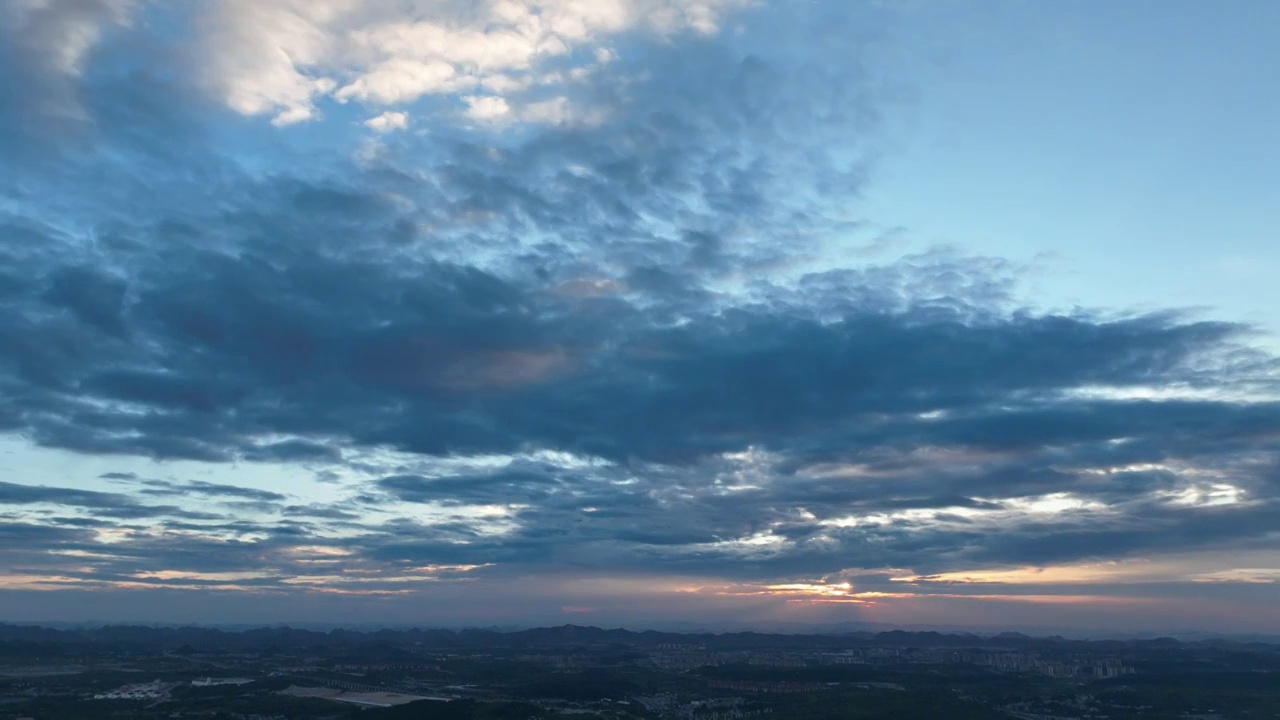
[1,0,1278,630]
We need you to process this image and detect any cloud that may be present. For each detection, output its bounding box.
[463,94,513,121]
[0,480,134,508]
[4,0,136,74]
[0,0,1277,627]
[377,467,563,506]
[0,481,226,520]
[195,0,751,125]
[136,480,288,503]
[0,0,138,125]
[364,110,408,132]
[241,440,342,464]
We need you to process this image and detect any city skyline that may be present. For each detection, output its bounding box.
[1,0,1278,632]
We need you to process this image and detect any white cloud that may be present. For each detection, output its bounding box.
[364,110,409,132]
[463,95,513,122]
[481,74,534,94]
[271,105,317,127]
[197,0,344,123]
[192,0,752,126]
[334,58,470,104]
[519,96,571,124]
[4,1,748,127]
[519,95,608,126]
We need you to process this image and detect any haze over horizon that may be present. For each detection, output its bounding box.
[1,0,1278,633]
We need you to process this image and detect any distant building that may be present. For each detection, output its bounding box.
[192,677,254,687]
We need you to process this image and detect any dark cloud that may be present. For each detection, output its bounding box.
[0,520,96,548]
[0,480,142,509]
[0,481,225,521]
[43,266,129,335]
[242,439,342,463]
[137,480,287,503]
[282,504,361,521]
[378,469,562,506]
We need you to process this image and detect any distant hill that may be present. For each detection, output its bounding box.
[4,621,1274,655]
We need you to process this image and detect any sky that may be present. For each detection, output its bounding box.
[1,0,1278,634]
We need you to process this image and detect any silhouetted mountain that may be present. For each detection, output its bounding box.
[1,622,1276,656]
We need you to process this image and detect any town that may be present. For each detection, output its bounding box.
[1,624,1276,719]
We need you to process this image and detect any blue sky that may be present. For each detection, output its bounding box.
[864,1,1280,335]
[0,0,1278,633]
